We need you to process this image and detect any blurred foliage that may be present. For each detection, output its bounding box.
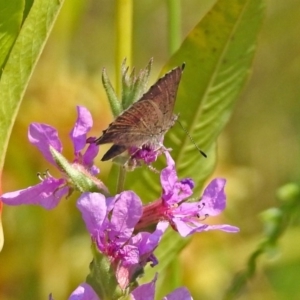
[1,0,300,300]
[224,183,300,299]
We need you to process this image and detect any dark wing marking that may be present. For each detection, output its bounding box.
[101,145,127,161]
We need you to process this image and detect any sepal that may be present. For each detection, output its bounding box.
[102,68,122,118]
[121,58,153,110]
[101,58,153,117]
[86,243,123,300]
[50,146,109,196]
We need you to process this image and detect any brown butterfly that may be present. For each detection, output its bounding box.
[95,63,185,161]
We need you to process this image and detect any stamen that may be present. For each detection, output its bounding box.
[37,169,51,180]
[45,169,51,177]
[197,213,209,221]
[147,165,159,174]
[37,172,43,181]
[198,202,206,210]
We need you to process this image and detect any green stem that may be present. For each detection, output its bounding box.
[169,258,180,287]
[115,0,133,193]
[116,166,126,194]
[167,0,181,55]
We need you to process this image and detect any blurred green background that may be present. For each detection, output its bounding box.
[1,0,300,299]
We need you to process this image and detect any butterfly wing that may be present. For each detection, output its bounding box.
[95,64,185,160]
[137,63,185,131]
[101,144,127,161]
[95,99,161,146]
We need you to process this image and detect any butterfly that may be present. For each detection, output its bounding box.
[95,63,185,161]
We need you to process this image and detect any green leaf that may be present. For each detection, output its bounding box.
[126,0,265,198]
[140,229,189,286]
[0,0,24,73]
[126,0,265,291]
[0,0,65,173]
[165,0,265,194]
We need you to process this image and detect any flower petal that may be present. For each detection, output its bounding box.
[172,218,208,237]
[203,224,240,232]
[28,123,63,165]
[82,143,100,175]
[200,178,226,216]
[1,177,67,210]
[68,283,100,300]
[130,274,157,300]
[160,152,194,205]
[116,245,140,289]
[129,146,158,164]
[120,244,140,266]
[70,106,93,153]
[135,221,168,257]
[109,191,142,245]
[164,151,175,168]
[163,287,192,300]
[175,180,194,203]
[160,153,178,202]
[76,192,107,237]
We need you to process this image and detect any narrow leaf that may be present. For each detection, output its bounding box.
[166,0,265,194]
[126,0,265,199]
[0,0,65,173]
[126,0,265,292]
[0,0,24,72]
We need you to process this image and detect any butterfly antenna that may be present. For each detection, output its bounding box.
[177,120,207,158]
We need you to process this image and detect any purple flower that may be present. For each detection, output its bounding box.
[68,283,100,300]
[50,283,100,300]
[128,145,160,166]
[131,274,192,300]
[125,136,166,170]
[77,191,168,290]
[136,151,239,237]
[65,275,192,300]
[1,106,107,210]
